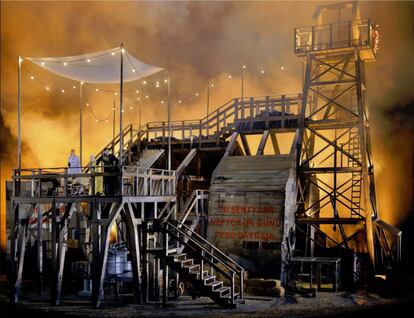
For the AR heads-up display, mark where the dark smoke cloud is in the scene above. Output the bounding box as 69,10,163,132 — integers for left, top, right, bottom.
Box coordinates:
0,1,413,228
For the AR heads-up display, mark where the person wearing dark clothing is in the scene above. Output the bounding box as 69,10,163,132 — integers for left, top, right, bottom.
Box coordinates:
97,148,120,195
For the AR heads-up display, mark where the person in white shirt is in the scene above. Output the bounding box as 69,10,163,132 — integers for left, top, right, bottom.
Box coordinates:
68,149,81,174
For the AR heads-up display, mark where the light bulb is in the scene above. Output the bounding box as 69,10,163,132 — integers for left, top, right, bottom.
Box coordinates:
87,59,91,63
210,83,214,87
114,92,118,95
164,79,168,83
46,86,50,90
280,66,285,70
105,119,109,123
121,110,124,113
63,62,68,66
86,103,90,106
178,100,182,103
111,52,115,56
195,93,199,96
143,80,147,85
145,95,149,99
130,106,133,110
132,68,136,73
136,97,140,101
95,119,98,122
30,76,34,80
61,89,65,93
242,65,247,69
73,85,76,89
121,48,125,53
136,90,139,94
161,100,164,104
95,88,99,92
81,81,84,85
228,75,232,79
112,107,115,111
260,70,265,74
41,62,45,66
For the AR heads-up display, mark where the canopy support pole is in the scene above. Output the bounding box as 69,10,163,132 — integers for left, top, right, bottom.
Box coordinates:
17,56,22,171
119,45,124,165
206,81,210,137
167,72,171,171
79,82,83,167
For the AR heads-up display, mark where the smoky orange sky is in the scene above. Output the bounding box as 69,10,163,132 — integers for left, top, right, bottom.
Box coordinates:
1,1,413,250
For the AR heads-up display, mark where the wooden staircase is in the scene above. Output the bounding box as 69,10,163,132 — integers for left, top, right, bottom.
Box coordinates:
144,213,245,308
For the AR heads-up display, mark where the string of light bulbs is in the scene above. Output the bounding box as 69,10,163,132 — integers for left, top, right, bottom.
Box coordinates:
22,57,289,123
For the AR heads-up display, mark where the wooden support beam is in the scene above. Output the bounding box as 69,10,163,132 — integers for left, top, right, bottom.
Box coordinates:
256,130,269,156
36,203,43,296
51,200,58,305
223,132,238,157
123,203,143,304
176,149,197,178
240,134,251,156
92,201,123,308
270,132,281,155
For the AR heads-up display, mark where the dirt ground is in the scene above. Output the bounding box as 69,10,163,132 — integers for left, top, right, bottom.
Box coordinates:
1,282,413,318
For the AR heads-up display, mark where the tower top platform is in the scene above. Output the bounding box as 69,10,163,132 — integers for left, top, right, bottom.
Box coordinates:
294,19,378,62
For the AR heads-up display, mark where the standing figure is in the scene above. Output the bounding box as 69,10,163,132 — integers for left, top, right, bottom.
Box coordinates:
97,148,119,196
68,149,81,175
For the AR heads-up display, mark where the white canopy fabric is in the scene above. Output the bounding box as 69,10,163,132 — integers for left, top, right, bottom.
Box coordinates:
26,47,163,84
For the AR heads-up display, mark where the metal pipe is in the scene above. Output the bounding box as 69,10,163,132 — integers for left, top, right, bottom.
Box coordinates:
79,82,83,167
167,72,171,170
206,82,210,136
119,44,124,165
17,56,22,170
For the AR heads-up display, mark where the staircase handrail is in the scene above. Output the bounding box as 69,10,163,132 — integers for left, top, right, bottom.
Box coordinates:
178,189,209,225
172,221,244,273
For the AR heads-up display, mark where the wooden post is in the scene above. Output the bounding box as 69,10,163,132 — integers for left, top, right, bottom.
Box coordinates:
36,203,43,296
51,200,58,305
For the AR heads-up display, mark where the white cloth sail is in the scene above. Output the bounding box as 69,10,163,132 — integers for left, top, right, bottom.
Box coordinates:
26,47,163,83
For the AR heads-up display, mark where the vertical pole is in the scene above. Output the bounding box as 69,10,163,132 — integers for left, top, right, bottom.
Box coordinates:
119,44,124,165
113,100,116,141
36,204,43,296
241,67,245,102
139,102,142,129
355,56,375,267
167,72,171,170
51,200,57,305
206,82,210,137
79,82,83,167
17,56,22,170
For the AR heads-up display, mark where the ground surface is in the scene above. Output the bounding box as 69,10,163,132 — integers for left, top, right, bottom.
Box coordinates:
1,282,413,318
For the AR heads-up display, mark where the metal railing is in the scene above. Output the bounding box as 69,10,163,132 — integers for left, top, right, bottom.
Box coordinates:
162,220,244,304
177,189,208,225
91,94,301,166
294,19,375,54
12,165,176,198
121,166,176,196
139,94,301,144
374,219,402,272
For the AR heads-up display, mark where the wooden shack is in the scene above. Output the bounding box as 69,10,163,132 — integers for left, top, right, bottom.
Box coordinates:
207,154,297,278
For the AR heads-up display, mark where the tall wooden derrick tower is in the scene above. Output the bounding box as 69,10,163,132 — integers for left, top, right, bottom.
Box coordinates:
292,1,401,282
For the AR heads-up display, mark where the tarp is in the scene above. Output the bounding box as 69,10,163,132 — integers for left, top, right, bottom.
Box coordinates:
26,47,163,84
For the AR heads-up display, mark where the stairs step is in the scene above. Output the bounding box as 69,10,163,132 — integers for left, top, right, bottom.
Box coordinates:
170,253,186,261
185,264,200,273
216,286,231,296
180,259,194,267
203,275,216,284
206,280,223,290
